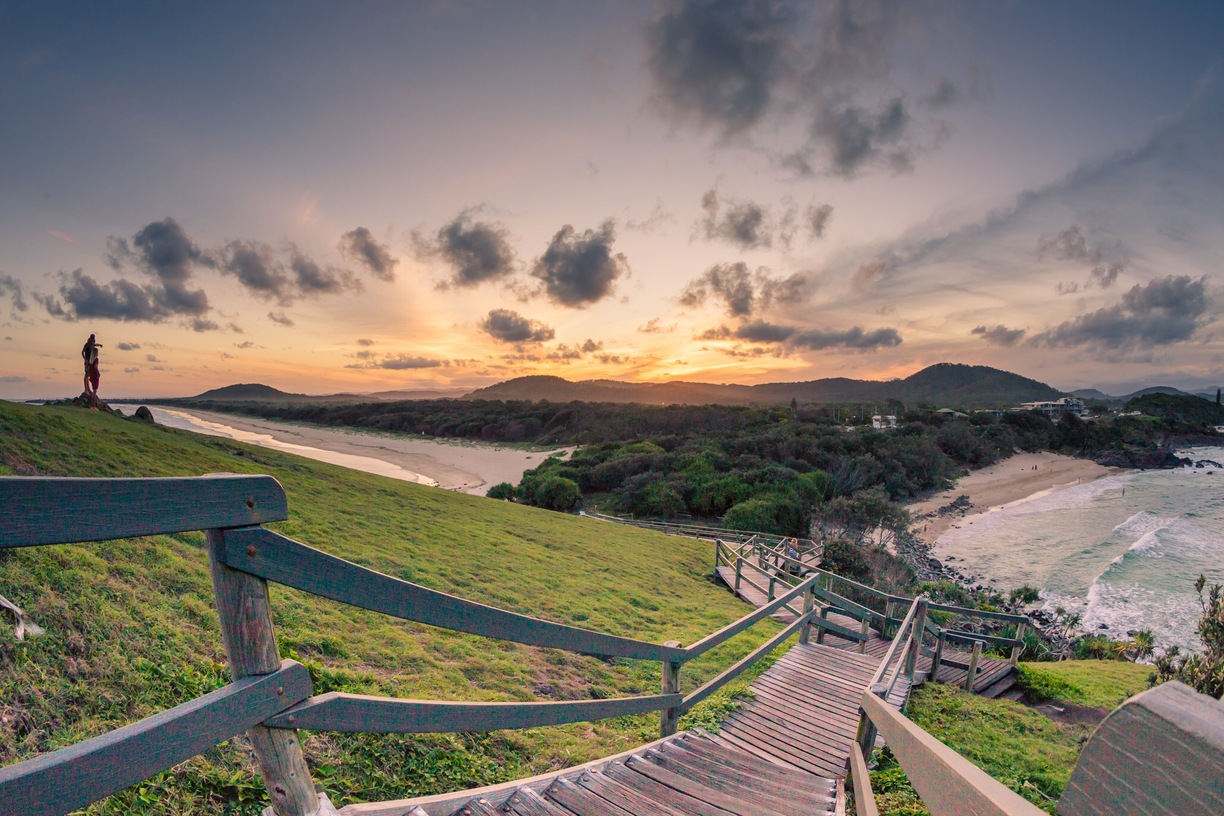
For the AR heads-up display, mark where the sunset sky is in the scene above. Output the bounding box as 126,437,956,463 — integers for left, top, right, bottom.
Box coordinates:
3,1,1223,399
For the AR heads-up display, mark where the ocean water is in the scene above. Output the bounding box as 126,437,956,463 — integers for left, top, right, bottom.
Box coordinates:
932,447,1224,652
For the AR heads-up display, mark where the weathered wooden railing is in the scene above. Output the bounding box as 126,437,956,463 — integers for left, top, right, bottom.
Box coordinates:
724,536,1028,672
585,509,824,562
0,475,819,816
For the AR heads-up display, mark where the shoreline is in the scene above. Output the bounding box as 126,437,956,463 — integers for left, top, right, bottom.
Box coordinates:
907,452,1128,551
122,405,569,495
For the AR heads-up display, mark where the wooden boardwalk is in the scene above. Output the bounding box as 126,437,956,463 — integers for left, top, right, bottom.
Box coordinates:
348,731,840,815
715,563,1017,696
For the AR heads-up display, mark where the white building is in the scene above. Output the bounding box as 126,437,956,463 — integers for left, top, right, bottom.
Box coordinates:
872,415,898,430
1017,397,1086,419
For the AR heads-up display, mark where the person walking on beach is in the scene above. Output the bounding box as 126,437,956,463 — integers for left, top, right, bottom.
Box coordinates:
81,333,101,409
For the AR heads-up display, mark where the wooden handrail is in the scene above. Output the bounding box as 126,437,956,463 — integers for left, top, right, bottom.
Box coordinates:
860,691,1046,816
218,527,680,662
0,660,310,816
848,741,879,816
266,692,682,733
0,474,288,548
925,601,1028,625
682,575,818,660
679,610,813,711
941,630,1022,649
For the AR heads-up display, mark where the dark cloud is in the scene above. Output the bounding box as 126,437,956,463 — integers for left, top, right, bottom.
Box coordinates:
235,341,255,349
116,342,139,350
268,311,294,327
1033,275,1209,350
145,354,160,362
646,0,794,137
375,355,444,370
646,0,947,177
699,189,773,248
680,262,809,317
220,241,291,302
790,325,902,350
356,338,375,346
291,250,359,295
339,227,398,282
547,339,604,361
531,221,627,307
39,269,164,322
106,217,213,316
422,212,517,288
699,320,902,351
122,367,139,374
191,318,220,332
480,309,556,344
806,204,834,239
0,274,28,312
971,324,1026,346
1038,224,1125,288
1,375,29,383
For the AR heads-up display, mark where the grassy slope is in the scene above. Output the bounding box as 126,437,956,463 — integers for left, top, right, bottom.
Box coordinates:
873,660,1152,815
0,402,781,814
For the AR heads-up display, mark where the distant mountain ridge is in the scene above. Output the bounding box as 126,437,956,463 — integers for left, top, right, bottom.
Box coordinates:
462,363,1065,408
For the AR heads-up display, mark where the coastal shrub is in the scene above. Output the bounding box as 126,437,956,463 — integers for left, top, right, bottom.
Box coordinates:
1151,575,1224,698
631,480,685,518
533,475,581,512
486,482,515,500
721,497,805,537
1009,585,1041,605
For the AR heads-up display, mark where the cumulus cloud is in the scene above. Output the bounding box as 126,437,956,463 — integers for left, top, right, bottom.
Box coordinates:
1033,275,1209,351
697,190,831,249
374,355,444,370
290,249,359,295
220,241,291,302
339,227,398,282
679,262,809,316
268,311,294,327
971,324,1026,346
806,204,834,239
546,339,603,361
480,309,556,344
1038,224,1125,289
106,217,212,315
646,0,954,177
418,212,517,288
699,319,902,352
0,274,28,313
356,338,375,346
531,221,627,307
192,318,220,332
37,269,179,322
116,342,140,350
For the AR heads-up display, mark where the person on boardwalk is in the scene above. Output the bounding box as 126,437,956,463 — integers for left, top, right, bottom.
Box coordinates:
81,333,102,409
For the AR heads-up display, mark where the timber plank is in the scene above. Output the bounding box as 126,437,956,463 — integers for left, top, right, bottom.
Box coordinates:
502,786,577,816
600,761,739,816
663,741,835,800
723,707,853,766
623,755,785,816
676,733,808,776
1,474,288,548
453,800,500,816
574,767,693,816
641,748,832,814
718,720,841,777
702,729,807,772
545,776,636,816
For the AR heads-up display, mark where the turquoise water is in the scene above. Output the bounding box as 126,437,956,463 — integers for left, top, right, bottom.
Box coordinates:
933,447,1224,652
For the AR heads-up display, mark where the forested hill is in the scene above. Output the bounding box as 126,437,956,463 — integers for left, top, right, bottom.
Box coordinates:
462,363,1064,408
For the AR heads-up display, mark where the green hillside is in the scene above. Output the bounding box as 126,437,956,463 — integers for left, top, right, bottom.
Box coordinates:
0,401,780,814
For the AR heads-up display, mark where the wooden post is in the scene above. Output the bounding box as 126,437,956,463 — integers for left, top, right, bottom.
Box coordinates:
855,683,886,761
882,599,894,639
931,631,945,680
798,585,816,645
734,557,743,593
964,640,983,692
713,540,721,575
207,529,333,816
767,574,776,602
816,606,829,645
858,617,870,654
904,598,928,681
660,641,683,737
1010,621,1027,666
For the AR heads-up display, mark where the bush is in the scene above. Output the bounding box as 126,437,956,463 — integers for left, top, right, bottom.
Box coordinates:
722,497,806,537
1151,575,1224,697
632,480,685,518
533,476,581,512
485,482,515,500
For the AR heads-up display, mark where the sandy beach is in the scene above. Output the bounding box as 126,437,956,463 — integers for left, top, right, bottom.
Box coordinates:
139,407,569,495
908,452,1127,548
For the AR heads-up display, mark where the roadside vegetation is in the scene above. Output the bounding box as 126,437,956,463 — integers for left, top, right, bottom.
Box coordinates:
0,401,783,814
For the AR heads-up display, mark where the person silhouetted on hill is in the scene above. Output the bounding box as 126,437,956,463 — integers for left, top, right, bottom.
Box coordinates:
81,334,101,410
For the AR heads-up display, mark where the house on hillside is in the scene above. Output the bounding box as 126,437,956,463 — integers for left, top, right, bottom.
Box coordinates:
872,414,898,430
1016,397,1086,419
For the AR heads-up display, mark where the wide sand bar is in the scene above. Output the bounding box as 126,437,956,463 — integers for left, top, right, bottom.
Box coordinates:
908,452,1126,548
150,407,567,494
